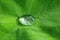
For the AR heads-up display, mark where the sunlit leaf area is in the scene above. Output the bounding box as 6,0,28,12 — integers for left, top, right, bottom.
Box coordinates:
0,0,60,40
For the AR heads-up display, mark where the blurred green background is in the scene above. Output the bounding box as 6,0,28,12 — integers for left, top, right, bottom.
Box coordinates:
0,0,60,40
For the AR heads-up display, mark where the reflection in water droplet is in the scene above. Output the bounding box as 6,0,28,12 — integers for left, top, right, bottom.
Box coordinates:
18,15,35,25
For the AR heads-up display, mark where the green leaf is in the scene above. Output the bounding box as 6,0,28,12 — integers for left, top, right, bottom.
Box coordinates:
0,0,60,40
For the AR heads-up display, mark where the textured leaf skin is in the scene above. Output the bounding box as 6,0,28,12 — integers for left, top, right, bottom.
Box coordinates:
0,0,60,40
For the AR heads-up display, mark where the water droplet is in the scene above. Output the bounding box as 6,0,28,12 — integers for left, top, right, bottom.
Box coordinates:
18,15,35,25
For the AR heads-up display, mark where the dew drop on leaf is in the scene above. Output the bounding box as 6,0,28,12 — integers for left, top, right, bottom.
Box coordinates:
18,15,35,25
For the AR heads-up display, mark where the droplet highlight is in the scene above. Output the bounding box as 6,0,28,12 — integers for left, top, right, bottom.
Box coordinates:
18,15,35,25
